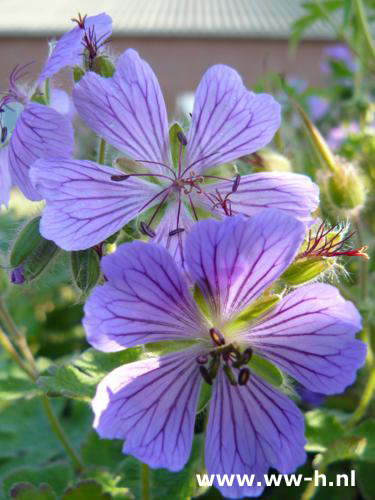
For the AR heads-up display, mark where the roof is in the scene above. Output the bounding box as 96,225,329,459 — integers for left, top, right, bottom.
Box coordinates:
0,0,335,39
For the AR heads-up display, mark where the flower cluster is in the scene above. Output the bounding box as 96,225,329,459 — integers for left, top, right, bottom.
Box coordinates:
1,12,367,499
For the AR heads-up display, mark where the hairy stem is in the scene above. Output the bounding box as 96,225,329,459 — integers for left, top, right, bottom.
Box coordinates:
347,364,375,428
0,328,37,380
301,466,326,500
354,0,375,66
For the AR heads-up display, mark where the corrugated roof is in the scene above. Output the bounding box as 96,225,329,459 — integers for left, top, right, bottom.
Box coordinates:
0,0,335,39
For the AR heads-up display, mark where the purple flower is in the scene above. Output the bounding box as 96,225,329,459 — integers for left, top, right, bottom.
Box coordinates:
306,95,329,121
84,209,366,498
321,44,356,74
0,64,74,202
38,13,112,83
31,49,319,262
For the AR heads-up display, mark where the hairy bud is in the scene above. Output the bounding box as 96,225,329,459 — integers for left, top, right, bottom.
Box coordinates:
71,249,101,295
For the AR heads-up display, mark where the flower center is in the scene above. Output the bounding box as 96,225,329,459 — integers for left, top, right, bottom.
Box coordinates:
196,327,252,387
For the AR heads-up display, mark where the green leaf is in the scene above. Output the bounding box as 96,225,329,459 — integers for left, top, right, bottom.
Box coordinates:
355,461,375,500
81,432,124,469
62,480,111,499
314,435,368,467
346,419,375,462
37,348,142,401
248,354,283,387
3,463,73,498
305,409,345,452
9,482,57,500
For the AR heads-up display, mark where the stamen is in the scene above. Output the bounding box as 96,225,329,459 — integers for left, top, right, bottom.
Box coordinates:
209,327,225,346
241,347,253,364
140,222,156,238
196,355,208,365
199,366,213,385
177,131,188,146
168,228,185,236
232,174,241,193
72,13,87,28
223,364,237,386
133,158,177,178
238,367,250,386
208,356,220,379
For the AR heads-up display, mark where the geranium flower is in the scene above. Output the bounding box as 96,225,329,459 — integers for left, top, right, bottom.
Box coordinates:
84,209,366,498
0,63,74,203
30,49,319,263
38,12,112,82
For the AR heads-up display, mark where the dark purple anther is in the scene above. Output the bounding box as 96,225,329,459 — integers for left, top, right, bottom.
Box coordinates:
232,174,241,193
111,174,130,181
140,222,156,238
10,266,25,285
199,366,213,385
209,327,225,346
196,354,208,365
1,126,7,143
238,367,250,386
177,130,188,146
241,347,253,364
168,228,185,236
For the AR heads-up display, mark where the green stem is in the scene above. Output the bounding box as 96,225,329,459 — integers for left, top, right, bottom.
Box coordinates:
354,0,375,65
0,297,36,368
347,365,375,428
42,395,85,472
141,462,151,500
0,299,85,472
0,328,37,380
45,78,50,104
98,138,106,165
301,466,326,500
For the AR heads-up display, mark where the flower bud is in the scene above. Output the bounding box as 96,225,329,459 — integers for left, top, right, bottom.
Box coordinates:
70,249,101,295
10,217,44,268
325,161,366,213
22,239,59,281
10,266,25,285
249,150,292,173
281,257,333,286
92,56,115,78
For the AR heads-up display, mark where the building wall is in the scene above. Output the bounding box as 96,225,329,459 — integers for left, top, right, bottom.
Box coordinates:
0,35,329,113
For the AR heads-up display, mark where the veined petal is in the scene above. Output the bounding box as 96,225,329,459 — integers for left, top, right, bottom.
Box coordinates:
153,200,194,270
186,65,281,173
8,103,74,201
73,49,170,174
0,146,11,207
185,210,305,320
205,371,306,499
30,158,161,250
199,172,319,223
93,350,202,470
39,13,112,82
83,241,207,351
245,283,367,394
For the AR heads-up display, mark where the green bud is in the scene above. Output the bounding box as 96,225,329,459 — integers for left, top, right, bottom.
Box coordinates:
93,55,116,78
253,150,292,172
326,162,366,212
10,217,43,267
281,257,333,286
73,66,85,83
22,239,59,281
249,353,283,387
71,249,101,294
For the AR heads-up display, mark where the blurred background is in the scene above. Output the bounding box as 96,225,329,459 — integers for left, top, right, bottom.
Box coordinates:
0,0,335,112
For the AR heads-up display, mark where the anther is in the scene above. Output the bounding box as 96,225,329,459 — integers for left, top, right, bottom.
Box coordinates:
168,228,185,236
223,364,237,386
140,222,156,238
209,327,225,346
111,174,130,181
199,366,213,385
238,367,250,386
1,126,7,143
241,347,253,364
196,355,208,365
177,131,188,146
232,174,241,193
